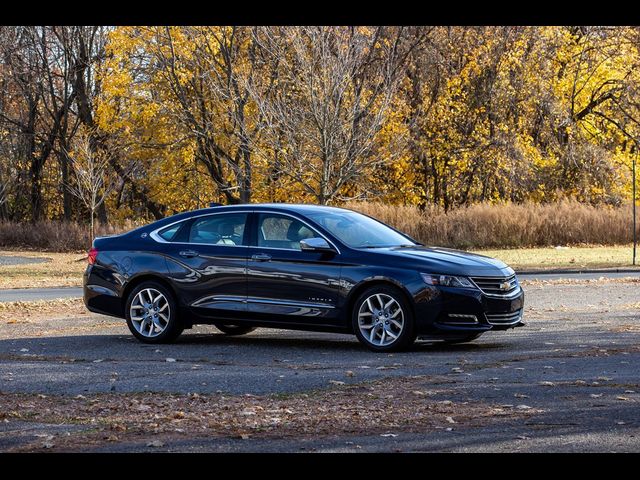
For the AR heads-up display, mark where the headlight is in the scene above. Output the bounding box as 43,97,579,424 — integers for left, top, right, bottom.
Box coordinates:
420,273,476,289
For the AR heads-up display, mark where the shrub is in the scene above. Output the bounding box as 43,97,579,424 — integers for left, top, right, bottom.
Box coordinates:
345,200,640,249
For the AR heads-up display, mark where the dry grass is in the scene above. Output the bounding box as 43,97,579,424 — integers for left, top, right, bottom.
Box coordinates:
347,200,639,249
0,250,86,289
0,220,134,252
473,245,639,271
0,298,86,322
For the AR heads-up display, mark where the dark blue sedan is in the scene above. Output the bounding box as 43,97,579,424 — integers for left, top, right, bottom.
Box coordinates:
83,204,524,351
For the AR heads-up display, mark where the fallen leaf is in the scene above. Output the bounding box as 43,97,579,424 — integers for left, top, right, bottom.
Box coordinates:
146,440,164,447
445,416,456,424
590,394,603,398
165,358,176,363
514,393,529,399
329,380,345,386
538,381,555,387
43,442,55,449
380,433,397,438
516,405,532,410
345,371,355,377
616,396,631,401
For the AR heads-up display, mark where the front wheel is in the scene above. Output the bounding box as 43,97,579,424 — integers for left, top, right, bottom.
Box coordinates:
215,324,257,336
352,285,416,352
125,281,183,344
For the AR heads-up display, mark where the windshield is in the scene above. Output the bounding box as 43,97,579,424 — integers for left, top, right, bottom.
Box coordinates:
305,210,416,249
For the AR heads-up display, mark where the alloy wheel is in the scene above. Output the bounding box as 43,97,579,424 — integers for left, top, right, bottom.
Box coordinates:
357,293,404,347
129,288,171,338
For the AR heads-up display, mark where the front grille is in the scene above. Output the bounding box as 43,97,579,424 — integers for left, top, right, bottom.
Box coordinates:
485,309,523,325
470,275,518,296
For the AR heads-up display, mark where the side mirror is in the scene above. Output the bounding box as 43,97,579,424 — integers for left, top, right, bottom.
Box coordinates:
300,237,336,253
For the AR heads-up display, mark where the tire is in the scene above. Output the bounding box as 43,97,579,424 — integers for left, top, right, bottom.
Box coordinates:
352,285,416,352
442,333,483,344
125,281,184,344
215,324,257,336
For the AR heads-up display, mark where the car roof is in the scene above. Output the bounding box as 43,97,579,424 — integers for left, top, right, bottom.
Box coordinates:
195,203,350,214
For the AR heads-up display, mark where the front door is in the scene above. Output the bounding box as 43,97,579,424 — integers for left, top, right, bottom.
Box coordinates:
161,212,250,319
246,212,343,325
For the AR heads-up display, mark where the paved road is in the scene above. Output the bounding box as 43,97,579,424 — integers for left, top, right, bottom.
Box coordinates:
0,287,83,303
1,270,640,303
0,280,639,452
0,255,48,267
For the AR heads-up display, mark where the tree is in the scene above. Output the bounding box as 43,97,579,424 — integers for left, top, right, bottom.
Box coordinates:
250,26,416,204
66,130,117,240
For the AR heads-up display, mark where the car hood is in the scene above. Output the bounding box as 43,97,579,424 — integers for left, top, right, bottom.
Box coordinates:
373,245,514,277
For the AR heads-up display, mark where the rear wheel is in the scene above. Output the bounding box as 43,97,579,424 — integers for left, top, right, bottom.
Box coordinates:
125,281,183,343
215,324,256,336
352,285,416,352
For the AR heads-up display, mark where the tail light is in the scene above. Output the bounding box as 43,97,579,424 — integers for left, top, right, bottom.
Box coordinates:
88,247,98,265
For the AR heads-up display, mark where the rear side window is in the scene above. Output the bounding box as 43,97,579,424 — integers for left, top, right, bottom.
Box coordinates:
188,213,248,246
158,223,182,241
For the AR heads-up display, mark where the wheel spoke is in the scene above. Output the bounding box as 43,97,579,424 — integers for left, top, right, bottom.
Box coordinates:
384,298,395,310
385,330,398,340
369,326,377,342
360,323,374,330
390,308,401,319
390,319,402,329
379,330,386,345
375,294,384,310
366,298,375,313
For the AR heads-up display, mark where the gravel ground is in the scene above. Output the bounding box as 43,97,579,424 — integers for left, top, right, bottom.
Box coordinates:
0,281,639,452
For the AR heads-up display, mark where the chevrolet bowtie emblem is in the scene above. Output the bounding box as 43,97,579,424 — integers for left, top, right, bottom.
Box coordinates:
500,281,511,290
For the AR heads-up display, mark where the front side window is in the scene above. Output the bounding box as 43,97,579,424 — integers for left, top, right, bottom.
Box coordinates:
257,214,318,251
188,213,248,246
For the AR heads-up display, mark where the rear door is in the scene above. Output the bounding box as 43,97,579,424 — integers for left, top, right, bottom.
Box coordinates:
246,212,343,325
159,212,250,319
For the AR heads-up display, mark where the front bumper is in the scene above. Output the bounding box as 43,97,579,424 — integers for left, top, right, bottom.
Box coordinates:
413,284,525,335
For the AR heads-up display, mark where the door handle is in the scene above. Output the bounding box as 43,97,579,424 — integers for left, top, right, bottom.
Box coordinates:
179,249,199,258
251,253,272,262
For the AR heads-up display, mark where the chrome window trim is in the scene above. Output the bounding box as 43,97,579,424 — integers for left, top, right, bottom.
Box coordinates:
149,210,252,247
148,209,341,254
